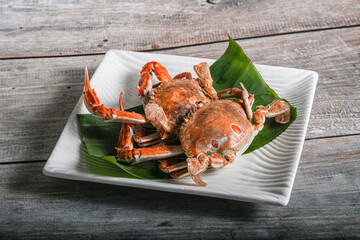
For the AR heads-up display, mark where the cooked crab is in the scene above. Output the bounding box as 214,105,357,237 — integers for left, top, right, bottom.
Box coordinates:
158,80,291,186
83,62,218,163
84,62,291,186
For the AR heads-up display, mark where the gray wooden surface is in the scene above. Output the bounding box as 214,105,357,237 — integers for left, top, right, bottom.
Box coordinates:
0,0,359,239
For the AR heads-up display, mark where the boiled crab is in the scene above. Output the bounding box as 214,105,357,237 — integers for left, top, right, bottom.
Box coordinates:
83,61,291,186
83,61,218,163
168,85,291,186
155,66,291,186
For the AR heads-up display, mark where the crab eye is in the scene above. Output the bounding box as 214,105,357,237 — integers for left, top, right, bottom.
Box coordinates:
210,139,220,151
231,124,242,136
194,100,204,107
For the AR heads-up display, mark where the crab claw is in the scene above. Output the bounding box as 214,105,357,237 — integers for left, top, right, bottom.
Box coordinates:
138,61,172,96
83,67,112,118
266,99,291,124
194,62,218,100
187,157,209,187
253,99,291,132
138,72,152,96
144,103,176,139
140,61,172,83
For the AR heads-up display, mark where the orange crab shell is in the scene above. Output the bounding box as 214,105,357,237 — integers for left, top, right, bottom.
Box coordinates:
148,78,211,129
180,100,254,158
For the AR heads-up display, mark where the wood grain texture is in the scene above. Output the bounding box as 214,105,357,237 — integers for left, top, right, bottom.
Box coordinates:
0,0,359,58
1,27,359,163
1,0,359,239
0,58,102,163
0,135,359,239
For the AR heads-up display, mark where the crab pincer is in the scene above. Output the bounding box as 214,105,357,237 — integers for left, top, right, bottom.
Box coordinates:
138,61,172,96
83,67,149,124
193,62,218,100
83,66,112,118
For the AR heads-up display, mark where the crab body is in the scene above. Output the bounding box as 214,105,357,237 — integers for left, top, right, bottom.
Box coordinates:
161,85,291,186
145,77,211,135
181,100,254,159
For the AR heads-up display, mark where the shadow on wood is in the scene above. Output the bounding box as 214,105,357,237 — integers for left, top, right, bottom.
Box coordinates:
4,161,258,221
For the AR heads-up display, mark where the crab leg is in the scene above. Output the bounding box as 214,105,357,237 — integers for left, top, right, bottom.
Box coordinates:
217,86,255,111
159,160,187,173
134,130,179,147
217,84,256,123
138,61,172,96
83,67,149,124
117,137,183,163
115,92,136,159
137,138,162,147
215,82,254,120
116,145,184,164
239,83,253,121
117,94,159,149
116,95,158,152
159,150,234,186
187,153,230,187
170,169,190,178
131,124,147,139
217,87,243,98
133,132,161,144
158,159,190,178
253,99,291,132
116,123,135,159
217,87,254,103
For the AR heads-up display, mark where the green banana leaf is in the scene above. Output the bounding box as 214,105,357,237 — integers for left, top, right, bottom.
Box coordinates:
77,114,124,157
77,113,170,179
77,36,297,179
210,37,297,153
79,142,138,179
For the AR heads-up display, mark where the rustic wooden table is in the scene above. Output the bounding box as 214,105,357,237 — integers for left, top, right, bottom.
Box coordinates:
1,1,359,239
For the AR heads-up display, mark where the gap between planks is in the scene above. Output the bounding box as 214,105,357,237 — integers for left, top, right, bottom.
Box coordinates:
0,24,359,61
1,0,360,59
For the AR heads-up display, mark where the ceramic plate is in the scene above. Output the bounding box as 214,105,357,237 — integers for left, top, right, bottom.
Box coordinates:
43,50,318,206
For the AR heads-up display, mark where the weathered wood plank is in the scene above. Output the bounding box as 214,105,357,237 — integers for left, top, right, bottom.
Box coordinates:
0,27,359,163
0,135,359,239
0,0,359,58
0,59,100,163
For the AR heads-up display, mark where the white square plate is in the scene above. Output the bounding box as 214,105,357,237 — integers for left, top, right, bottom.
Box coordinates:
43,50,318,206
